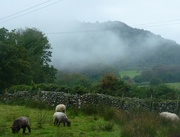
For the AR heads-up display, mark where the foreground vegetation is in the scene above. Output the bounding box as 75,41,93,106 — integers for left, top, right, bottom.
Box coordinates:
0,104,121,137
1,103,180,137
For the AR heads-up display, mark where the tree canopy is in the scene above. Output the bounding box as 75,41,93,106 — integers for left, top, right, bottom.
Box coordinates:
0,27,57,91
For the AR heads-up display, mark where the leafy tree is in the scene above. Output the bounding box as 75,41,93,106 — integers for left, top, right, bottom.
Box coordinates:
56,71,92,88
133,65,180,83
149,77,162,86
97,73,130,96
0,27,57,92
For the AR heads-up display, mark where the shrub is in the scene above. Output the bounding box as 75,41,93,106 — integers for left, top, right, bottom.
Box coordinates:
72,85,89,94
7,85,32,93
36,83,60,91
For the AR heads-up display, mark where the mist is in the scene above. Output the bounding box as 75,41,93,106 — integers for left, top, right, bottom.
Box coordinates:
48,21,170,71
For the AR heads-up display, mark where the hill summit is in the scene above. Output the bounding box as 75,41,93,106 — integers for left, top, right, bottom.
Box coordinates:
52,21,180,71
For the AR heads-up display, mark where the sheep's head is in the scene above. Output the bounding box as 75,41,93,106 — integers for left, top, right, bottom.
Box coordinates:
11,126,20,133
66,120,71,127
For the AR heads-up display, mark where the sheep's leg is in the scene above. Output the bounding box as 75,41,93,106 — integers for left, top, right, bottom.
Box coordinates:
22,127,26,133
54,119,58,126
27,125,31,133
63,122,66,127
54,121,57,126
58,122,60,127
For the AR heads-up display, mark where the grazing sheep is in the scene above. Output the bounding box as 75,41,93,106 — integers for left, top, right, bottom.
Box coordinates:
160,112,180,122
53,112,71,127
55,104,66,113
11,116,31,134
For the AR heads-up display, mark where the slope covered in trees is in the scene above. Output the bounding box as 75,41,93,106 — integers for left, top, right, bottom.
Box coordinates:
51,21,180,83
52,21,180,72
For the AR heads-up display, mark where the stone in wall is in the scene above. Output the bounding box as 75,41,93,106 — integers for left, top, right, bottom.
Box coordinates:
1,91,180,113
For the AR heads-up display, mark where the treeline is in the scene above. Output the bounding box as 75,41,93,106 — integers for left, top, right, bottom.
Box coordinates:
6,72,179,100
133,65,180,84
55,72,180,99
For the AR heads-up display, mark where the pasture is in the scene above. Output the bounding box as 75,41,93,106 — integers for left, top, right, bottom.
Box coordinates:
119,70,140,79
0,104,121,137
1,103,180,137
166,82,180,90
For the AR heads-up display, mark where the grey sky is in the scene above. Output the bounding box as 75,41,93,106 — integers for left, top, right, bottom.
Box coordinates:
1,0,180,42
1,0,180,68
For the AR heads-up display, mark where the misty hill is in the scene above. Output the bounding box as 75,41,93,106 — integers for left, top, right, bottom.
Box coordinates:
52,21,180,73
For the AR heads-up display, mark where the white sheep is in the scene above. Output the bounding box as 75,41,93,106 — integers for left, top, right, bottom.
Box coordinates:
53,112,71,127
55,104,66,113
159,112,180,122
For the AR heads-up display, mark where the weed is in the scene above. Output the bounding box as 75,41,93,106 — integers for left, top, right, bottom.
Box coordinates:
101,122,114,131
36,111,47,128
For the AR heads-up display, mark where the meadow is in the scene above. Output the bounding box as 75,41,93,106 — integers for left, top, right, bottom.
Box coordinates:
119,70,180,90
166,82,180,90
119,70,140,79
1,103,180,137
0,104,121,137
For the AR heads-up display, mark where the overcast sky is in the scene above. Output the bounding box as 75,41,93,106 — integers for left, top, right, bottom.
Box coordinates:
1,0,180,68
1,0,180,43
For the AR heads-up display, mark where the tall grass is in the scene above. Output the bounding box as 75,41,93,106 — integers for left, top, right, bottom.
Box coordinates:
120,109,160,137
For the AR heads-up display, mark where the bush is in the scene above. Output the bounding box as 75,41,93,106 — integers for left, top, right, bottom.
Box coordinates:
7,85,33,93
71,85,90,94
36,83,60,91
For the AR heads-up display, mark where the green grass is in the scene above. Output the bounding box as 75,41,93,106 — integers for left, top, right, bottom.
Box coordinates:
0,104,121,137
119,70,141,79
2,103,180,137
166,82,180,90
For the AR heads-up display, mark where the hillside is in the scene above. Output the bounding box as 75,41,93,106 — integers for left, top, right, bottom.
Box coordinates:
52,21,180,71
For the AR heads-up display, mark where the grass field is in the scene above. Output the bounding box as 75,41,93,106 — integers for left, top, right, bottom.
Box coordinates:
119,70,141,79
1,103,180,137
0,104,121,137
166,82,180,90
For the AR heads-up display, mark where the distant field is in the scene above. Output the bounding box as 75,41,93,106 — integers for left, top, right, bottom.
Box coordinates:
166,82,180,90
119,70,141,78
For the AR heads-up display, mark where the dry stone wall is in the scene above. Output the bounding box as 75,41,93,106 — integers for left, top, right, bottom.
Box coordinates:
1,91,180,113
